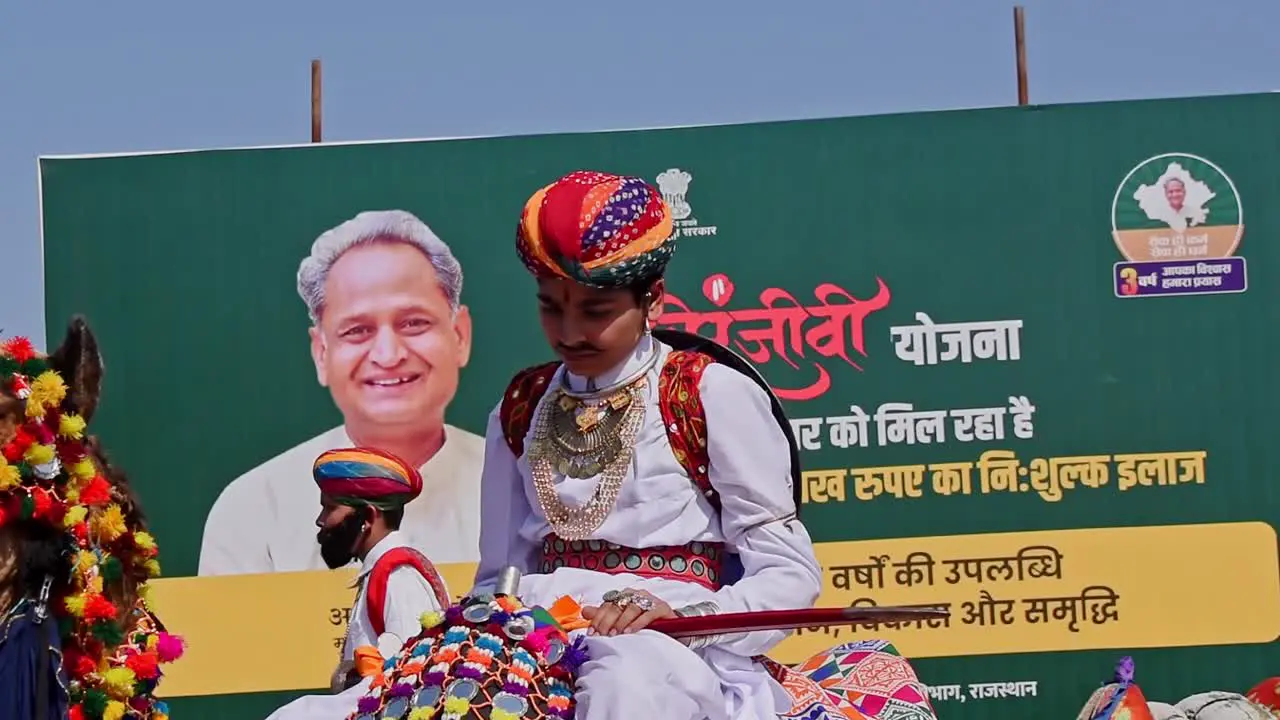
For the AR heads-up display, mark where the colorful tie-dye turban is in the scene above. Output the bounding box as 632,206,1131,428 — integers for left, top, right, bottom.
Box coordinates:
516,170,676,288
312,447,422,511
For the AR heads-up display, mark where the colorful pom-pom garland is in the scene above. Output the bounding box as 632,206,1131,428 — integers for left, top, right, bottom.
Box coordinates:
1,335,184,719
349,593,589,720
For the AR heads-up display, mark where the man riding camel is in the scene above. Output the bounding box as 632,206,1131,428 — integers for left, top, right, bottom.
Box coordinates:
267,171,937,720
268,447,451,720
470,169,937,720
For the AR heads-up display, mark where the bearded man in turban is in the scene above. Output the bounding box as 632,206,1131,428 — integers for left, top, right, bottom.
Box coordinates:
469,170,837,720
267,447,452,720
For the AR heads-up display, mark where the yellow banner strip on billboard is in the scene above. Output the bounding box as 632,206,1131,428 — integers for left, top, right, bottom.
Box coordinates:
150,522,1279,698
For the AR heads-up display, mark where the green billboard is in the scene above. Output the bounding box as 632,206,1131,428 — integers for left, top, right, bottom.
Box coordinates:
39,91,1280,719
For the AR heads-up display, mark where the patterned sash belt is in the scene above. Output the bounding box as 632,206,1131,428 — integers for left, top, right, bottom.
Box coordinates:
538,533,726,591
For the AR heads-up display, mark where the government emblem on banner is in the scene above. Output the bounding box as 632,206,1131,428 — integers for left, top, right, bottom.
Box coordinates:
1111,152,1248,298
656,168,718,239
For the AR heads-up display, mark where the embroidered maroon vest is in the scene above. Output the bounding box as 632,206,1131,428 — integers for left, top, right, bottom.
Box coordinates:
497,350,724,590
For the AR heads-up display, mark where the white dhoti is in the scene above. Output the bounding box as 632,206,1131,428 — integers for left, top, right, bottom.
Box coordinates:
576,632,792,720
263,677,369,720
521,569,793,720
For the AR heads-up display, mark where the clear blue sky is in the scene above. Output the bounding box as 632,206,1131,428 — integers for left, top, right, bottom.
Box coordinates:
2,0,1276,347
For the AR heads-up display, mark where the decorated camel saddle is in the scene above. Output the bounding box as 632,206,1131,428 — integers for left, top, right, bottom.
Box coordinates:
0,317,184,719
343,329,945,720
345,567,944,720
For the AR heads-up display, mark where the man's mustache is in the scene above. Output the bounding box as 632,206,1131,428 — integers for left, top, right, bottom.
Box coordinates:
557,343,600,353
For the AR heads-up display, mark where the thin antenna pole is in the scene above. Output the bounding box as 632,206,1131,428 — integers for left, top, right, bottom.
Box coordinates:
1013,7,1029,105
311,59,323,143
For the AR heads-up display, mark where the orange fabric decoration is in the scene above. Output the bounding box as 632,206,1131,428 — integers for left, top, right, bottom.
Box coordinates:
353,646,384,678
547,595,592,632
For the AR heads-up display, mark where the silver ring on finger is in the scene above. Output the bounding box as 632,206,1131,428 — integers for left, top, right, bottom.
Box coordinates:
631,595,655,612
603,590,633,608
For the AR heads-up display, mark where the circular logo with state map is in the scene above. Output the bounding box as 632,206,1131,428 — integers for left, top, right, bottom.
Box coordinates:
1111,153,1243,263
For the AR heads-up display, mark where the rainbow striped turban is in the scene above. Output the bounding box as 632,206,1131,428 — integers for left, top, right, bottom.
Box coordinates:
516,170,676,288
312,447,422,511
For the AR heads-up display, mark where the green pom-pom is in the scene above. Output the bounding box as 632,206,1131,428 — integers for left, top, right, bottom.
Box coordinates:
100,555,123,582
19,493,34,519
91,619,124,647
21,357,48,376
0,356,19,377
83,688,108,718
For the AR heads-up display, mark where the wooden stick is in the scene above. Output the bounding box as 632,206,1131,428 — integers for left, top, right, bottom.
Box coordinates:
649,605,951,639
311,59,323,143
1013,6,1029,105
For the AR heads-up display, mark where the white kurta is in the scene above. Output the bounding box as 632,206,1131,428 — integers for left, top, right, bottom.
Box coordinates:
473,334,823,720
266,531,445,720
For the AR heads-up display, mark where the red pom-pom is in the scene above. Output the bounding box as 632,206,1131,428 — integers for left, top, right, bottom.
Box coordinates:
56,437,86,459
2,337,37,362
71,522,89,544
83,594,118,621
13,426,35,447
1,426,33,462
31,421,55,445
64,647,97,678
68,704,85,720
44,496,67,526
79,476,112,506
30,487,53,519
126,650,161,680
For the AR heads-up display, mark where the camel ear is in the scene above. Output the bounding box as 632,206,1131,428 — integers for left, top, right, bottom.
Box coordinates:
46,315,104,424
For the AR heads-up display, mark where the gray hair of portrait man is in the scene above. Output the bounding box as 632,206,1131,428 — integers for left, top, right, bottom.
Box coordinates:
296,209,465,324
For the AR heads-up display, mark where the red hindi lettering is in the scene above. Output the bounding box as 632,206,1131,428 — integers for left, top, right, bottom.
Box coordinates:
658,276,892,402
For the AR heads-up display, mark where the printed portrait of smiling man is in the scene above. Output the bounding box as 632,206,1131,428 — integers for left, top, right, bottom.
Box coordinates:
198,210,485,576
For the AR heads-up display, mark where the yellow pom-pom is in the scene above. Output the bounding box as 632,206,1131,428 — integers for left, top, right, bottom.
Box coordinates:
139,582,154,604
25,371,67,418
91,504,127,543
102,700,127,720
0,464,19,491
407,708,436,720
23,443,55,466
146,632,159,651
144,558,162,578
133,531,156,552
63,505,88,529
74,549,96,574
155,714,169,720
101,666,137,698
64,595,86,617
491,709,518,720
443,697,470,715
88,574,104,595
58,412,86,439
419,610,444,630
71,458,96,479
